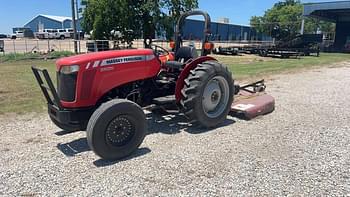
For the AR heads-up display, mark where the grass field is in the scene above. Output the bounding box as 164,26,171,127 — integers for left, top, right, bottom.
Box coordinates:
0,53,349,114
0,59,57,114
215,53,350,79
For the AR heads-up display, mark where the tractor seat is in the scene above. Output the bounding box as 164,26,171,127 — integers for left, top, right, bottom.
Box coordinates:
165,46,198,70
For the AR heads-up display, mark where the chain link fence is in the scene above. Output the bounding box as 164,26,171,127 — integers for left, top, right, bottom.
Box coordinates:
0,38,277,54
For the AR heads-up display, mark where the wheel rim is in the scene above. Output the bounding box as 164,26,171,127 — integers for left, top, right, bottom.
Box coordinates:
202,76,230,118
106,116,135,147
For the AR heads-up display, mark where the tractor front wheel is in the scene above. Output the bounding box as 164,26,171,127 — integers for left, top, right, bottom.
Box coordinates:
180,61,234,128
87,99,147,161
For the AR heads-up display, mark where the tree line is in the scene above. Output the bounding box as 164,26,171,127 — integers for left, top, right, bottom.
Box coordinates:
250,0,335,41
81,0,335,47
81,0,198,48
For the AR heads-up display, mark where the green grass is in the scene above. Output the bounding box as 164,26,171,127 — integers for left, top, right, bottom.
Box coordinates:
216,53,350,79
0,60,57,114
0,53,42,62
0,53,349,114
0,51,75,63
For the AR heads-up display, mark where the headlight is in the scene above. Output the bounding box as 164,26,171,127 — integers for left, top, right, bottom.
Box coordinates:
60,65,80,74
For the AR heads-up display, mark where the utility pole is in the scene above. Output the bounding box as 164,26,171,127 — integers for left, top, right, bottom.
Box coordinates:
300,17,305,35
300,8,305,35
71,0,78,53
75,0,81,53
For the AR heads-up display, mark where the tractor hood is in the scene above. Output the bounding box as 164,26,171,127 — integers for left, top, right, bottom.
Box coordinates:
56,49,155,69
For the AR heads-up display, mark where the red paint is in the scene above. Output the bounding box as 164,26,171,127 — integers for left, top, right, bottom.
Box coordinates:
80,69,97,100
175,56,216,102
55,48,211,108
158,52,175,65
57,49,162,108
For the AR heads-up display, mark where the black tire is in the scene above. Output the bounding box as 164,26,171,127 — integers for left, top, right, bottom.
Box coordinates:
87,99,146,161
50,116,81,132
60,35,65,40
180,61,234,128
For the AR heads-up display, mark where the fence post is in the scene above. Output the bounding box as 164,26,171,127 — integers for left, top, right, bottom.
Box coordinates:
25,39,28,53
78,40,81,53
13,40,16,54
47,39,50,53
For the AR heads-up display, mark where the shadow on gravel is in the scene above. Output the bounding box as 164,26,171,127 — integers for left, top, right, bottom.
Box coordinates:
56,137,151,166
55,130,75,136
93,147,151,167
147,110,235,135
57,138,90,157
55,109,234,164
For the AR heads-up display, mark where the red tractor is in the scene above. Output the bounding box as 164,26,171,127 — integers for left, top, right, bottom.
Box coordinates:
32,11,235,160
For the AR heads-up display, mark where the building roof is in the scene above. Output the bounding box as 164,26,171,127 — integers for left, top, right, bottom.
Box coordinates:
24,14,72,26
39,14,72,22
303,1,350,22
39,14,72,23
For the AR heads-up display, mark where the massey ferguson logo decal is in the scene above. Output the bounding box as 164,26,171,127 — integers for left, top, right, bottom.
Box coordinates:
102,56,143,66
85,55,155,69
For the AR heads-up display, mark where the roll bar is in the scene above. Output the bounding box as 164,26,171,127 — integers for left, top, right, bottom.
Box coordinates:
175,10,212,56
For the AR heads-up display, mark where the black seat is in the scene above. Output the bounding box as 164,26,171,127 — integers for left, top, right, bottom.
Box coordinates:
175,46,198,62
165,46,198,70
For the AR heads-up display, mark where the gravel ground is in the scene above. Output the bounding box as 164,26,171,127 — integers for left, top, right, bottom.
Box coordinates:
1,62,350,196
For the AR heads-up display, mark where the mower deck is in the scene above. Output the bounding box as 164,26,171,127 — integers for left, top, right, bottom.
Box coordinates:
231,80,275,120
151,80,275,120
231,91,275,120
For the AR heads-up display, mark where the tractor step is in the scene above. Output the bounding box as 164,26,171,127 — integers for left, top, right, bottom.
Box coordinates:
152,95,176,105
156,79,173,85
151,95,178,115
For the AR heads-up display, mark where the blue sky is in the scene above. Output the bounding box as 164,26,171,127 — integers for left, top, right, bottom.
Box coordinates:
0,0,339,34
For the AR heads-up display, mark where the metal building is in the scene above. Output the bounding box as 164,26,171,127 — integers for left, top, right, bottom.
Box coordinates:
22,14,82,33
304,1,350,52
182,19,270,41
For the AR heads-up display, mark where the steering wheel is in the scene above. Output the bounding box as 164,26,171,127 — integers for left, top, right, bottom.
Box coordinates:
150,44,170,57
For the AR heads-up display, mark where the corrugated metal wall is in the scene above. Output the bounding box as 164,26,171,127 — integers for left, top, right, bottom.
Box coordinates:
182,19,268,41
334,22,350,50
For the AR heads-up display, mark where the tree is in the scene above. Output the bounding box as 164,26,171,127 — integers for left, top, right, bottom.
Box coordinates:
81,0,138,47
134,0,198,47
250,0,335,41
163,0,199,40
81,0,198,48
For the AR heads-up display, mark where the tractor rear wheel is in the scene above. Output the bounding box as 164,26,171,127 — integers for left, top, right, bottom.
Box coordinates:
180,61,234,128
87,99,147,161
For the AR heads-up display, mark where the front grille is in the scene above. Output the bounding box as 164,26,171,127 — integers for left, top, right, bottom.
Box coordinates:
57,72,77,102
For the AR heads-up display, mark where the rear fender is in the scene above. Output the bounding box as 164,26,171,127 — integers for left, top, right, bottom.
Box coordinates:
175,56,216,102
